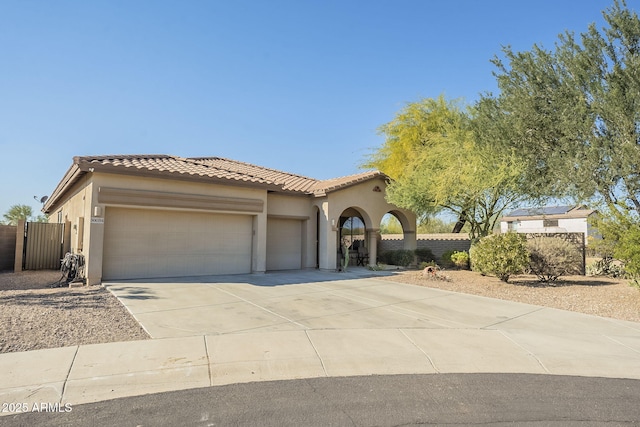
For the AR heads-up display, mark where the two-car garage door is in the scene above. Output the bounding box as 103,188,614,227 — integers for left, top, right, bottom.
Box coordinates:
102,207,253,280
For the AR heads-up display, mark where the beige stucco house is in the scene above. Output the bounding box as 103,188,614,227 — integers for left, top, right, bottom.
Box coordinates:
43,155,416,285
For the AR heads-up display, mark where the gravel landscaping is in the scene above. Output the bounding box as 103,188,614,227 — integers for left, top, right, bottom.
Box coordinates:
0,270,149,354
385,269,640,323
1,267,638,355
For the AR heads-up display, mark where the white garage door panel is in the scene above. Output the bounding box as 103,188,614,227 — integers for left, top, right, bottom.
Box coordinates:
266,218,302,270
103,208,252,280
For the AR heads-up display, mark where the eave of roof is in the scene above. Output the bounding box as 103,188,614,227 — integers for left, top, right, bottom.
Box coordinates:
44,154,387,213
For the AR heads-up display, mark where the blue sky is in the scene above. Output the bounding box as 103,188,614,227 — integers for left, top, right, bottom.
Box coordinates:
0,0,631,217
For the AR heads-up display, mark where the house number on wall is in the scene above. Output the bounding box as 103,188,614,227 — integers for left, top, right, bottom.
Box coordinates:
91,217,104,224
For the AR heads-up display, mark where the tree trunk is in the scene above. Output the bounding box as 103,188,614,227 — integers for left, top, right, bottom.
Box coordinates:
452,212,466,233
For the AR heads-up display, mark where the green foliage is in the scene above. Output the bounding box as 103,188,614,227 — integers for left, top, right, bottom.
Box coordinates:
586,257,626,278
470,233,529,282
450,251,470,269
615,222,640,285
416,217,472,233
2,204,34,225
378,250,414,267
440,249,456,266
379,214,403,234
480,0,640,219
590,210,640,287
419,260,437,270
527,237,583,283
414,248,436,264
364,95,528,240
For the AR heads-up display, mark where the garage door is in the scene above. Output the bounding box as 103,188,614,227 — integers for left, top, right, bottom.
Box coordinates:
266,218,302,270
103,207,253,280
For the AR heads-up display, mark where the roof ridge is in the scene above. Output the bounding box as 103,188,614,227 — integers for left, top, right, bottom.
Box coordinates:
189,156,319,182
319,169,381,182
76,154,175,162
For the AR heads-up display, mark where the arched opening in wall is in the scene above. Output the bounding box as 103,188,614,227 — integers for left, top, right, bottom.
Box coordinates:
378,211,410,266
379,212,405,257
337,208,368,270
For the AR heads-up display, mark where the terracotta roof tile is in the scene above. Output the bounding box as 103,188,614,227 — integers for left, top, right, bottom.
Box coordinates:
310,170,385,195
189,157,320,192
47,155,385,210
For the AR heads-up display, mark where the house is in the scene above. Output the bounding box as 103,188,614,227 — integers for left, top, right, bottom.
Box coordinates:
43,155,416,285
499,205,596,243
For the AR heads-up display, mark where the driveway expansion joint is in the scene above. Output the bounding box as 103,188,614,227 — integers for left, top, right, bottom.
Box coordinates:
60,345,79,404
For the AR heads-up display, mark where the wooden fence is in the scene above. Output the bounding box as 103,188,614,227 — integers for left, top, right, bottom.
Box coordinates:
0,225,17,272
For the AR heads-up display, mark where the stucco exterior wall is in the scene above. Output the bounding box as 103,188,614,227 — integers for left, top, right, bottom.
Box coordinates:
48,169,417,282
318,178,416,270
54,172,270,284
266,193,316,269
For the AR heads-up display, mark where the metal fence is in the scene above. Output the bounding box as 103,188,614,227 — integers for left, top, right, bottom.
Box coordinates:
23,222,65,270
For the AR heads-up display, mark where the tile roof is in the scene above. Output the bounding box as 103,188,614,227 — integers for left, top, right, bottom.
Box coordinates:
189,157,319,192
44,154,386,212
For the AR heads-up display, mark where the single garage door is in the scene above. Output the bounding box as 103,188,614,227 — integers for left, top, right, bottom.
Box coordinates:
266,218,302,270
103,207,253,280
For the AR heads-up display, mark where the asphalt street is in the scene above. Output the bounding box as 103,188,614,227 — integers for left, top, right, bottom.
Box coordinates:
5,373,640,426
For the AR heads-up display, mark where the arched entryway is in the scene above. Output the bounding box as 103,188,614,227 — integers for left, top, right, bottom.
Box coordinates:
336,207,372,270
377,210,416,265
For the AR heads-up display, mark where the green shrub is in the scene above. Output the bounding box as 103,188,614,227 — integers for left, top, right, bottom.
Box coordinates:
377,251,392,265
379,249,414,267
589,211,640,290
419,260,437,270
440,249,456,267
414,248,436,263
470,233,529,282
450,251,470,269
527,237,582,283
615,224,640,288
393,249,415,267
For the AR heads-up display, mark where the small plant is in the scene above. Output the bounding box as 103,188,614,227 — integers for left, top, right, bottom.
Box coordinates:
527,237,582,283
419,260,437,270
470,233,529,282
378,249,414,267
440,249,456,267
450,251,470,269
421,264,451,281
414,248,436,264
368,263,386,271
586,257,626,278
393,249,415,267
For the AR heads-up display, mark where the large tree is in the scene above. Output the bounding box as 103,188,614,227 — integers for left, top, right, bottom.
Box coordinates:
480,0,640,219
364,96,527,240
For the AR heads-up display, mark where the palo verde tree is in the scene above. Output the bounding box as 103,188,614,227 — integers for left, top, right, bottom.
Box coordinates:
480,0,640,220
364,95,528,240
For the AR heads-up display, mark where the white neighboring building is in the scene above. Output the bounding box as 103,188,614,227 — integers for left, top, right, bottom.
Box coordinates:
500,206,597,244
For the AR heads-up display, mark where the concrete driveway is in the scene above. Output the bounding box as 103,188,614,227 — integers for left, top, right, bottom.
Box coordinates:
3,268,640,413
105,268,640,381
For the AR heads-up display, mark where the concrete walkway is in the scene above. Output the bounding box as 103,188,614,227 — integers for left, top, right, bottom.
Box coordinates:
1,269,640,413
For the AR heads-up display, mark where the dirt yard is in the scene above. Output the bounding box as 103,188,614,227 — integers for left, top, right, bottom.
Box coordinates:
1,268,638,355
0,270,149,354
386,269,640,323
